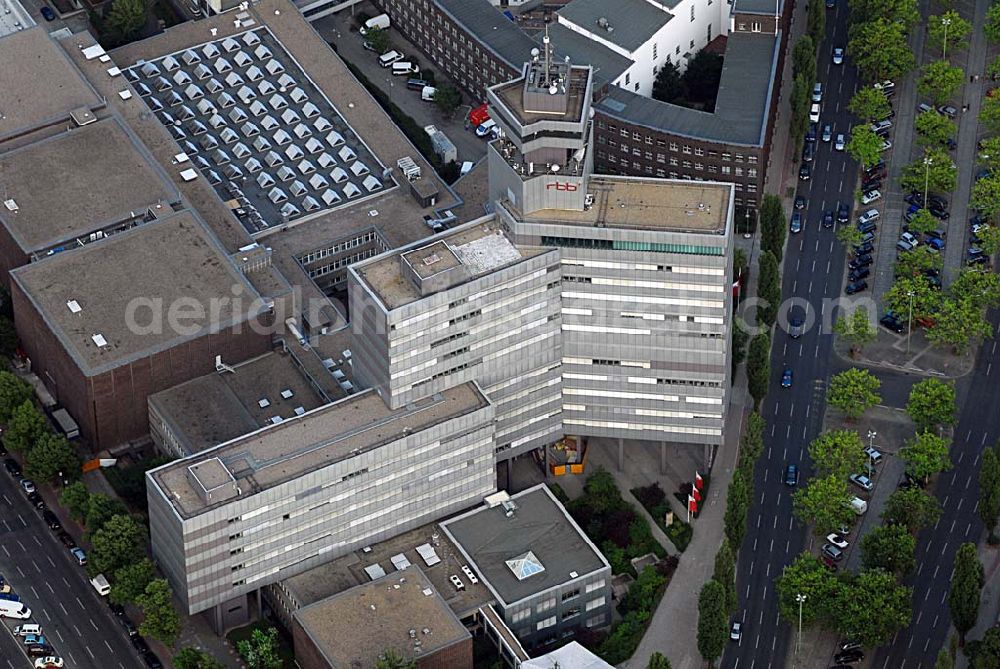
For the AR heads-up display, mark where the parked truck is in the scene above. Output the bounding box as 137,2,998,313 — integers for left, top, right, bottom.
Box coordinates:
0,599,30,619
359,13,390,35
430,129,457,164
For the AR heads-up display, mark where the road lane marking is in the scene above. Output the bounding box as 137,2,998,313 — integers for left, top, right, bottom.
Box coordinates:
86,646,95,659
60,602,68,616
45,582,53,594
30,585,39,599
76,596,85,610
90,618,99,631
42,608,50,622
72,623,81,636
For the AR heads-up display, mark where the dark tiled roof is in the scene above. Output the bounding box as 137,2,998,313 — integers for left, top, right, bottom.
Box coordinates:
595,32,781,146
557,0,672,52
437,0,538,68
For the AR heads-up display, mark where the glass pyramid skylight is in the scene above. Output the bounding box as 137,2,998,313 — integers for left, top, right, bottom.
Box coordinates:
506,551,545,580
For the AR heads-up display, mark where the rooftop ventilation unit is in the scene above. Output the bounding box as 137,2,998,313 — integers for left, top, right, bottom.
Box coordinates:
92,333,108,347
67,300,82,313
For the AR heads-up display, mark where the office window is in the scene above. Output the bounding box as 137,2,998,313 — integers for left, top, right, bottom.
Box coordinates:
625,72,630,85
676,45,680,55
694,147,705,156
669,142,679,152
669,157,678,166
656,138,666,147
633,131,641,141
656,168,666,177
708,165,718,173
597,150,607,159
653,43,658,60
512,609,530,623
682,145,692,154
695,163,704,171
586,596,606,611
735,167,744,176
682,160,692,169
620,128,628,137
690,5,694,20
621,143,629,153
721,152,732,161
752,21,762,32
645,165,653,174
633,161,641,169
537,616,556,630
707,23,712,42
537,597,556,612
608,138,617,147
690,39,695,49
645,135,653,145
644,151,653,160
598,135,606,144
656,153,665,163
633,147,641,156
738,22,746,30
748,168,758,178
721,166,731,175
635,82,640,91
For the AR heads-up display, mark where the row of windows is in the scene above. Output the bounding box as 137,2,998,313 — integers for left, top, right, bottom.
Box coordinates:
595,154,760,191
541,236,724,256
596,124,759,164
306,248,381,280
297,230,381,265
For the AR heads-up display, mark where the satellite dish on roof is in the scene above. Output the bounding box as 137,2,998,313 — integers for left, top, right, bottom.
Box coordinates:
551,164,560,172
530,47,540,57
549,83,558,95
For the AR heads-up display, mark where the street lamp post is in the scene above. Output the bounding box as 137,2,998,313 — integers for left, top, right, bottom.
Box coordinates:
867,430,877,474
795,593,807,657
941,17,952,59
906,290,915,354
923,156,934,209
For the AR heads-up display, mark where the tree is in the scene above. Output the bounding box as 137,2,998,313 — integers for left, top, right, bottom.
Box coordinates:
24,433,80,484
713,538,738,614
895,245,943,278
90,514,146,576
85,493,128,534
793,474,856,536
4,400,48,453
60,481,90,523
987,2,1000,43
107,0,148,38
0,317,16,358
918,60,964,105
809,430,867,480
682,52,724,109
848,19,916,82
775,553,841,626
971,173,1000,218
980,94,1000,135
847,125,883,169
827,368,881,420
882,487,942,533
969,627,1000,669
110,558,156,605
760,194,786,261
237,627,282,669
792,36,817,82
907,208,941,236
928,11,972,55
790,74,812,149
949,542,984,641
973,224,1000,256
926,297,993,354
978,444,1000,543
884,275,942,324
848,87,891,123
646,652,672,669
376,649,416,669
137,578,181,647
935,649,954,669
847,0,919,26
724,467,752,549
906,378,957,432
860,524,916,576
807,0,826,43
746,333,771,409
732,320,749,376
652,60,687,104
0,371,33,424
173,648,224,669
900,432,952,484
836,224,863,248
433,84,461,118
365,27,390,54
697,580,728,666
980,136,1000,173
900,148,957,194
757,251,781,327
834,307,876,354
914,110,957,147
832,569,911,647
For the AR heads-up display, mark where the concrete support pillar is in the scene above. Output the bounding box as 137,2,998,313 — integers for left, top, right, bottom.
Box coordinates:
617,438,625,472
704,443,713,471
660,441,668,475
542,445,549,479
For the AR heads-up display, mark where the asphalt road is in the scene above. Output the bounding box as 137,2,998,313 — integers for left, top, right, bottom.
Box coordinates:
723,2,865,667
0,469,140,669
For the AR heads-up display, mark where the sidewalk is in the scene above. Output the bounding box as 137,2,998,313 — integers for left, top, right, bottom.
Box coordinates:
831,325,977,379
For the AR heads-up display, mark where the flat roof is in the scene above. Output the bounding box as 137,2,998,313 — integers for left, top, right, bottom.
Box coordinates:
546,23,633,86
442,485,608,606
11,210,263,375
356,219,543,310
150,382,489,519
0,27,103,141
0,117,180,253
520,176,730,234
281,522,493,620
734,0,786,15
558,0,672,53
435,0,539,69
493,64,589,126
148,349,341,455
595,32,780,146
294,565,469,668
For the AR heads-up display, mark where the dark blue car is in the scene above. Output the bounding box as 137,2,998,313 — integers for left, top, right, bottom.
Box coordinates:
784,464,799,486
40,5,55,20
781,368,793,388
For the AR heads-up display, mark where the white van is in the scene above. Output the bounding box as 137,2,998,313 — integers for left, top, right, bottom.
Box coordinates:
0,600,31,619
91,574,111,597
378,50,403,67
391,61,419,76
14,624,41,636
421,86,437,102
849,496,868,515
360,13,390,35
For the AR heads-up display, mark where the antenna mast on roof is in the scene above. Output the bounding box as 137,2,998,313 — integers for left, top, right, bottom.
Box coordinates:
541,24,552,88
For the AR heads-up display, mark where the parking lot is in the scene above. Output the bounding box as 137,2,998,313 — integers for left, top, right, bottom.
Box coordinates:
311,7,489,167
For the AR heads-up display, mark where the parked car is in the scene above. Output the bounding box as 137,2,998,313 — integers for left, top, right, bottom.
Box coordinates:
873,80,895,95
870,120,892,135
880,313,905,333
56,532,76,549
4,458,21,476
142,652,163,669
848,267,870,282
39,5,55,20
799,164,812,181
938,105,958,118
784,464,799,486
850,255,873,270
809,103,821,124
858,208,880,225
861,190,881,205
917,102,933,114
41,510,60,531
822,544,844,561
25,645,53,658
70,547,87,566
821,554,839,570
837,202,850,223
826,533,849,549
845,280,868,295
832,47,844,65
853,241,873,256
27,491,44,509
834,650,864,664
861,176,882,192
806,123,818,144
794,195,807,210
789,318,805,338
812,82,823,103
802,142,815,163
881,139,893,151
19,479,35,494
864,447,883,465
850,473,874,491
900,231,920,248
927,236,946,251
840,640,863,652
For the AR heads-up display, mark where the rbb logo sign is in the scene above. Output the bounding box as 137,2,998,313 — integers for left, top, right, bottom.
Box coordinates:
546,182,579,192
